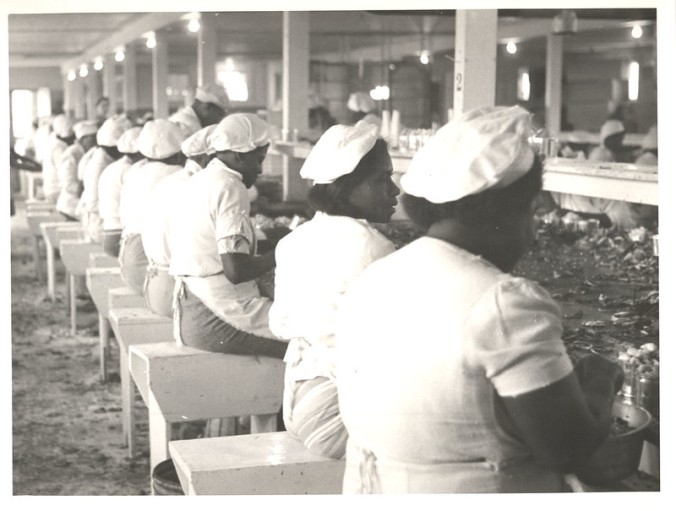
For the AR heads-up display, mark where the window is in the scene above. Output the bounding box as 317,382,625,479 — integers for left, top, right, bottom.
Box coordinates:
11,89,34,139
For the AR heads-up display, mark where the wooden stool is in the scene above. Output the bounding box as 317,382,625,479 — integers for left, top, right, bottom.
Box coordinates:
59,239,103,334
27,211,66,282
40,222,81,301
169,432,345,495
129,342,284,474
109,307,173,457
26,172,43,200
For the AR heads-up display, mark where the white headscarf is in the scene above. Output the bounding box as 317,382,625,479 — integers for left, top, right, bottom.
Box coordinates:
208,113,270,154
137,119,186,159
299,121,379,185
97,115,133,146
117,127,142,154
195,83,230,110
600,119,625,143
181,125,217,157
73,120,99,140
401,105,535,204
347,92,376,113
641,125,657,150
52,114,74,138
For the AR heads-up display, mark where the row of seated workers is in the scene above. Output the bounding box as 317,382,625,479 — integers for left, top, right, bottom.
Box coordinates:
23,87,657,492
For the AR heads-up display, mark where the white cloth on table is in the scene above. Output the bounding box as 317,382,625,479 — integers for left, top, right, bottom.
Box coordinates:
119,160,182,237
98,156,135,231
336,236,573,493
169,105,203,138
169,157,272,338
79,147,115,242
55,144,84,217
269,212,395,382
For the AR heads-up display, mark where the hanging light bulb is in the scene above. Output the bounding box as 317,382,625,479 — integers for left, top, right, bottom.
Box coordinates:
93,57,104,71
506,42,517,55
420,51,430,65
114,47,125,62
79,64,89,77
67,70,76,81
628,61,640,101
145,31,157,49
631,25,643,39
188,17,201,33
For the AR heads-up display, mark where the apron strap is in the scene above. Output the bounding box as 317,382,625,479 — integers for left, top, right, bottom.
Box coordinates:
356,445,381,494
172,277,187,346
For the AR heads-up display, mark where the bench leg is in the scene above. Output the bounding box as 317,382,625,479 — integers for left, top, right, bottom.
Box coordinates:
119,345,131,449
148,391,171,475
99,315,109,382
46,240,56,301
32,235,43,283
69,273,77,335
250,413,278,434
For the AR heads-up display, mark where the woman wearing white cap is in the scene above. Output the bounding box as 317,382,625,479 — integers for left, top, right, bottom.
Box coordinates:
42,114,75,204
55,120,98,220
169,83,230,137
169,113,287,359
588,119,626,163
635,125,658,166
336,106,624,493
269,121,399,459
140,125,216,318
119,120,187,294
98,127,144,258
79,115,133,242
346,92,381,129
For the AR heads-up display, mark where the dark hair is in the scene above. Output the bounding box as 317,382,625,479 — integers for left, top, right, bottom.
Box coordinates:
402,155,543,230
308,138,388,217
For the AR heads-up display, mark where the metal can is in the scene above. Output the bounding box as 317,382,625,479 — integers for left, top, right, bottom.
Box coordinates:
587,218,600,236
577,219,589,234
561,216,577,232
637,375,659,418
652,235,659,257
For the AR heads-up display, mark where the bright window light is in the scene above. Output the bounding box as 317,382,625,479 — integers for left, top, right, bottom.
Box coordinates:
631,25,643,39
93,57,104,71
217,71,248,102
11,90,34,138
506,41,517,55
37,88,51,118
518,68,531,101
79,64,88,78
628,61,640,101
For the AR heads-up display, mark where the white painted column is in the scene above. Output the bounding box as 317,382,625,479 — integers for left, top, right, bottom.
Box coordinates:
197,12,218,87
545,33,564,136
453,10,497,114
122,46,138,113
282,11,310,201
63,74,73,117
152,33,169,119
102,53,117,113
73,77,86,119
86,69,100,121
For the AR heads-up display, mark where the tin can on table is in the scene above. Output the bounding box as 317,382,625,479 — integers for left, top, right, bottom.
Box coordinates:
637,375,659,418
587,218,600,236
577,219,589,234
652,235,659,257
561,216,577,232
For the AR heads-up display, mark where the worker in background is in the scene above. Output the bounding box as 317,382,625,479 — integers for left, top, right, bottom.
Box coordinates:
42,114,75,204
635,125,658,166
588,119,626,163
347,92,381,129
558,131,588,160
55,120,98,221
79,115,133,243
140,125,216,318
33,116,55,165
269,121,399,459
118,120,187,294
98,127,143,258
95,97,111,127
169,113,288,359
169,83,230,137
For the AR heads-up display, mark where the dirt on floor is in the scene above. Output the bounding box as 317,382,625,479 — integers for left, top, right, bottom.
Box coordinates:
10,197,659,496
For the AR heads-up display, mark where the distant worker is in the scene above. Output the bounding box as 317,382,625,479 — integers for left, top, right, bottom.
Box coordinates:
98,127,143,258
588,119,625,163
635,125,657,166
169,83,230,137
95,97,111,127
347,92,381,129
42,115,74,204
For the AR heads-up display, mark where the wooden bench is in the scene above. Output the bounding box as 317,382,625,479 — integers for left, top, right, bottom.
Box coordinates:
109,307,173,457
128,342,284,474
40,222,82,301
89,251,119,269
27,211,67,282
169,432,345,495
86,267,125,381
59,239,104,334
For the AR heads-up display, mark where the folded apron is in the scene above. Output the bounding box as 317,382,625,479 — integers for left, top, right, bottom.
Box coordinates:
118,232,148,295
143,263,174,318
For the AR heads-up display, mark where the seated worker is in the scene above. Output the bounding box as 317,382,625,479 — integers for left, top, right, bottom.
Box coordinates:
42,115,74,204
118,120,186,294
335,105,624,494
140,125,216,318
635,125,658,166
347,92,381,129
98,127,143,258
588,119,626,163
79,115,132,243
169,113,288,359
55,120,98,221
169,83,229,137
268,121,400,459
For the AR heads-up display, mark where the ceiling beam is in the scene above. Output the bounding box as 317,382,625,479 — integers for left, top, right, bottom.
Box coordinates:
59,12,187,74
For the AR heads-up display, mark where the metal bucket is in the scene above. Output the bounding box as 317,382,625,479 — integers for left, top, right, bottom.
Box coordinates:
576,401,652,485
152,459,185,496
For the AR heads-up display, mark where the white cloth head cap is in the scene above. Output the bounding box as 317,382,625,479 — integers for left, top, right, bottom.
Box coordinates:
208,113,270,153
299,121,379,184
181,125,217,157
137,119,186,159
73,120,99,140
52,115,74,138
600,119,625,142
401,105,535,204
347,92,376,113
116,127,142,154
97,115,133,146
641,125,657,150
195,83,230,110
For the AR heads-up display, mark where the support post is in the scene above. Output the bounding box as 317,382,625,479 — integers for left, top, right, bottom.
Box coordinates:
122,46,138,113
86,69,100,121
152,33,169,119
197,13,218,87
102,53,117,114
545,33,564,136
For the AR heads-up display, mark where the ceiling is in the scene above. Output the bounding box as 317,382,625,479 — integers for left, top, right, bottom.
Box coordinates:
7,9,657,71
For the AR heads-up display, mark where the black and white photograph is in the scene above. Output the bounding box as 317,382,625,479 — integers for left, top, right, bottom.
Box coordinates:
3,0,673,504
